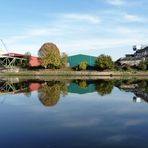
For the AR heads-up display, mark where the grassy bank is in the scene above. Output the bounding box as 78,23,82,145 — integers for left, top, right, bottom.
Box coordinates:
1,69,148,77
1,70,148,83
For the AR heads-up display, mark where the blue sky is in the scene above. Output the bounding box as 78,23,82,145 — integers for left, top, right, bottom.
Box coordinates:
0,0,148,60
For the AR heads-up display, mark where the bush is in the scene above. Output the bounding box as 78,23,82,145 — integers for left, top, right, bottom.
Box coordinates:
96,54,114,71
79,61,88,70
79,81,88,88
96,80,114,96
122,65,131,71
137,61,147,70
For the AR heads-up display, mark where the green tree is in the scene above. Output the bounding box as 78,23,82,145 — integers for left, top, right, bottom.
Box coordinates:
24,51,31,56
38,43,61,69
96,80,114,96
21,51,31,68
79,61,88,70
61,52,68,68
96,54,114,70
38,81,68,107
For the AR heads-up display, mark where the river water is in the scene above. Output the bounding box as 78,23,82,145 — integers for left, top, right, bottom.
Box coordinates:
0,78,148,148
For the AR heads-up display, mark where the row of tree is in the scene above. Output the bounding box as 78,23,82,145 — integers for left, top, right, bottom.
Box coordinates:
21,42,148,71
38,42,114,71
36,42,148,71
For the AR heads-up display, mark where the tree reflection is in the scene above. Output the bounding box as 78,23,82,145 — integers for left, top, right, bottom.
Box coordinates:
2,78,148,105
96,80,114,96
38,81,68,107
137,81,148,93
78,80,88,89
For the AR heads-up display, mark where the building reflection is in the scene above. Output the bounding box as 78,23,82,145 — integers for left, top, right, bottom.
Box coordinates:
0,80,68,107
116,80,148,103
0,80,30,95
68,80,114,96
133,91,148,103
0,79,148,106
68,80,96,94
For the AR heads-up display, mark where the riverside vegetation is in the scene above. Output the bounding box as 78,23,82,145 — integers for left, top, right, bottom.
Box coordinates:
1,42,148,75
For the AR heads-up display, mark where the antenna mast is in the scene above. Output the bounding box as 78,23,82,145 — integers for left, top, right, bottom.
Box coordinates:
0,39,9,54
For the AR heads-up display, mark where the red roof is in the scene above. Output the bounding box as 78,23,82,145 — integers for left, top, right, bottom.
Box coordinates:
1,53,24,57
1,52,41,67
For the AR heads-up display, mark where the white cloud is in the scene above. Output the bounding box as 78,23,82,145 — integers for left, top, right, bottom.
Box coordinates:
5,13,97,46
4,24,148,59
105,135,127,142
29,29,48,36
107,0,126,6
62,118,101,128
124,13,144,22
5,27,63,45
28,28,64,37
106,0,144,7
61,13,101,24
2,9,148,60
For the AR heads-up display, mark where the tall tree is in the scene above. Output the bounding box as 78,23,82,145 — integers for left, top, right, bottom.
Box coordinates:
24,51,31,56
61,52,68,68
38,43,61,69
22,51,31,68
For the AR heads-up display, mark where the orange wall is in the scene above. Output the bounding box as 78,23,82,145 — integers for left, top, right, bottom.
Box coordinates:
29,56,41,67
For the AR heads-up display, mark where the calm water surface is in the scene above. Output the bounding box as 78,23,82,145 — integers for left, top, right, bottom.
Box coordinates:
0,79,148,148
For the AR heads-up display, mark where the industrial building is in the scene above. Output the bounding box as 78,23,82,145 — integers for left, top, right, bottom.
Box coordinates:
117,45,148,66
0,53,41,68
68,54,97,68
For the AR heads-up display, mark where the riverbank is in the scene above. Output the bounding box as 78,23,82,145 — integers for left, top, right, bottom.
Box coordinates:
1,70,148,77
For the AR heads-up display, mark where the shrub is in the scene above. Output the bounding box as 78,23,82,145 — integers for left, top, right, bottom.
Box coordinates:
79,61,88,70
96,54,114,71
137,61,147,70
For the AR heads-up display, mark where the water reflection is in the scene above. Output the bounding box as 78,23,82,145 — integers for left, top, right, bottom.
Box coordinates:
38,81,68,107
0,79,148,106
116,80,148,103
96,80,114,96
68,80,96,94
1,78,148,148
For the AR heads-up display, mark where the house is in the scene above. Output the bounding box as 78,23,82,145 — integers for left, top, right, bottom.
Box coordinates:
116,45,148,66
28,56,41,67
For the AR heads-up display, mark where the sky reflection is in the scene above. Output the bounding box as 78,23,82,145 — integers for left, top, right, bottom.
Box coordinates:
0,79,148,148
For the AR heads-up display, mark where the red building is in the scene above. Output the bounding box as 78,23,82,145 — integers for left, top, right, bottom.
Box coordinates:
29,56,41,67
0,53,41,67
29,83,42,92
